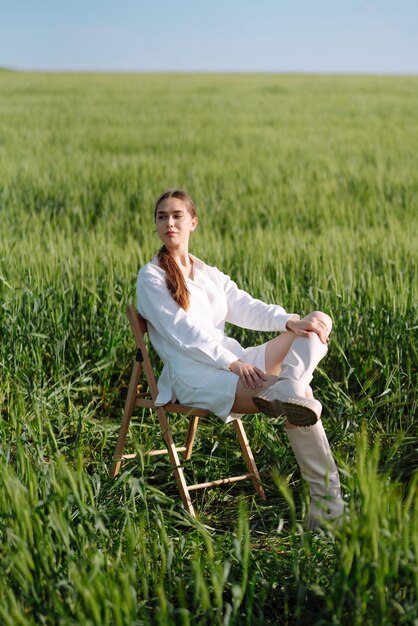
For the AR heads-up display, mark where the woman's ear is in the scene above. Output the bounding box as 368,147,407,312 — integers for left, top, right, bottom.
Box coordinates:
190,216,198,231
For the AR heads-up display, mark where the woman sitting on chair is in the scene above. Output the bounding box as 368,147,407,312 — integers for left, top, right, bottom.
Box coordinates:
137,188,344,529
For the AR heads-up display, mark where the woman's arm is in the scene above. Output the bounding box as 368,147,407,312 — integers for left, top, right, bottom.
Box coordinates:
137,269,238,370
221,272,328,343
217,270,297,332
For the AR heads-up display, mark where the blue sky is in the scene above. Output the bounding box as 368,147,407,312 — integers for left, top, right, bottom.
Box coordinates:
1,0,417,73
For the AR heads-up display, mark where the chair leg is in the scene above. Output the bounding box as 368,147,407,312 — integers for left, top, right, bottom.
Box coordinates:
110,361,142,478
157,407,196,517
183,415,200,460
232,419,266,499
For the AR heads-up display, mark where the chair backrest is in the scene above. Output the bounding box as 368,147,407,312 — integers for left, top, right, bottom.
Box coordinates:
126,304,159,401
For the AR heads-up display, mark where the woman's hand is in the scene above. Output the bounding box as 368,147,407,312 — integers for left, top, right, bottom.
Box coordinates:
229,360,267,390
285,317,329,344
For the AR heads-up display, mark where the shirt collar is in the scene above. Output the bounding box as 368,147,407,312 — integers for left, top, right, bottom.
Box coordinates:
188,254,205,271
150,253,205,273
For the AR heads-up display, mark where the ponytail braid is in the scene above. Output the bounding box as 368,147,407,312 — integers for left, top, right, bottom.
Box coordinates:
157,245,190,310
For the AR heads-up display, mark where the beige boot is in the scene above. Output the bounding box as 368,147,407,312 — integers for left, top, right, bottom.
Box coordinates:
285,420,345,529
253,333,327,426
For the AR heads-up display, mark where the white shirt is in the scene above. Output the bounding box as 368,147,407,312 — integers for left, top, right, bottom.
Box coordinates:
136,254,294,405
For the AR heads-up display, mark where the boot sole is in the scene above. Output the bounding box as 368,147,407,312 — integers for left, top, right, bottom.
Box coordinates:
252,395,319,427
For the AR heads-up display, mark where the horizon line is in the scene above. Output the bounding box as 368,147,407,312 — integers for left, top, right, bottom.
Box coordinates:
1,66,418,77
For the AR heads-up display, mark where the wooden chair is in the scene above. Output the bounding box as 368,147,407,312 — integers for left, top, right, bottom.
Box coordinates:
110,304,266,517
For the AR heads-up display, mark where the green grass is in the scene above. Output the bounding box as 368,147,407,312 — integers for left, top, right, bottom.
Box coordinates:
0,72,417,625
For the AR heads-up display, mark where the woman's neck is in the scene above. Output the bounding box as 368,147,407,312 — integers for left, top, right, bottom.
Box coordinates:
166,247,194,278
170,250,190,267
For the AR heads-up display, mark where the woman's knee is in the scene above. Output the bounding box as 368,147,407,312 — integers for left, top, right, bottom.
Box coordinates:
303,310,333,335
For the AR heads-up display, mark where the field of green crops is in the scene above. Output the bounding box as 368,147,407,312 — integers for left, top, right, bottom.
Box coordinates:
0,71,417,625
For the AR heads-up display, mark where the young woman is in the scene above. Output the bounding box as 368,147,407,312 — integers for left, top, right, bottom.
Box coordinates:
137,189,345,529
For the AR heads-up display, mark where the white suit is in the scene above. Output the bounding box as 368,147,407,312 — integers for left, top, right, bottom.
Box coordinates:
137,254,295,419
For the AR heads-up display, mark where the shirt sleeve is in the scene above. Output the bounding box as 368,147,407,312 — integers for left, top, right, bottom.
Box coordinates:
137,269,239,370
219,271,296,332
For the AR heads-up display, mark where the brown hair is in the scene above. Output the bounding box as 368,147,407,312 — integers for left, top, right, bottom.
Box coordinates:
154,189,197,310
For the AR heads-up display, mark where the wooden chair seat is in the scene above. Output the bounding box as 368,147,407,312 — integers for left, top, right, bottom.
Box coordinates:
110,304,266,517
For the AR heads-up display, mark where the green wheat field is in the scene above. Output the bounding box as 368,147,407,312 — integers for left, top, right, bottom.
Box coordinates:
0,71,417,625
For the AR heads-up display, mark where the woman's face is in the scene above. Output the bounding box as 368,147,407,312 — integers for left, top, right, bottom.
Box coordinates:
155,197,198,250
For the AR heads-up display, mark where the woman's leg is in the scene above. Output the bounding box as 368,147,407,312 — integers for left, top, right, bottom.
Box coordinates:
231,311,331,416
253,311,332,425
285,420,345,529
230,312,343,528
265,311,332,375
230,331,296,414
266,312,343,528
